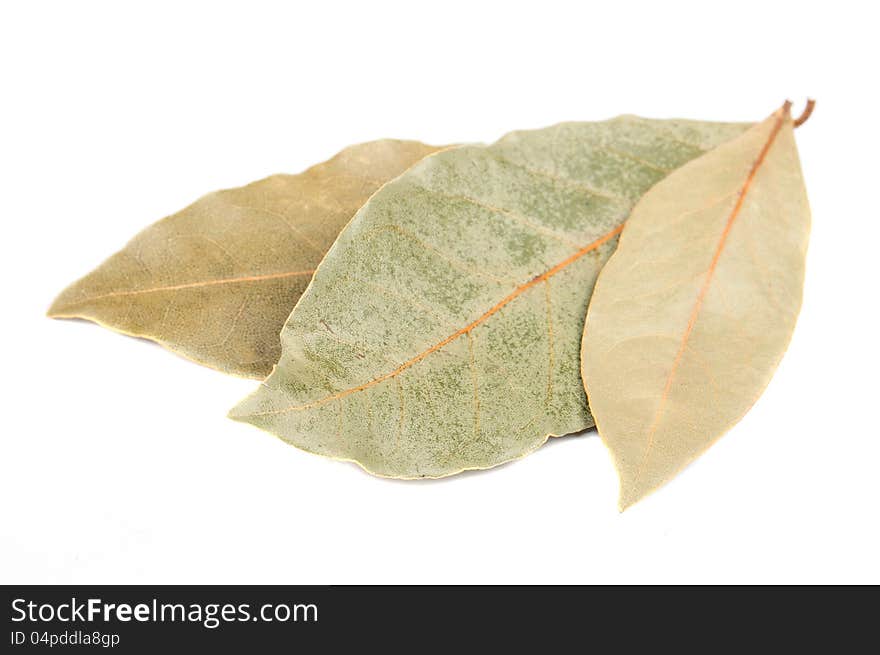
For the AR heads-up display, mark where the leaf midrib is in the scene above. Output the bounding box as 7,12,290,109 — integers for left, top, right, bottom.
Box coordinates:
634,103,792,480
252,223,625,417
51,269,316,310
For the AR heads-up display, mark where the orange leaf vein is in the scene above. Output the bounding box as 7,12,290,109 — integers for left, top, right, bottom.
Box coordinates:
56,269,317,307
635,103,792,479
255,223,625,416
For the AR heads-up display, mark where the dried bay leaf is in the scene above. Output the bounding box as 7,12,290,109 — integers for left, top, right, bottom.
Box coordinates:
230,117,752,477
581,104,811,509
48,140,444,378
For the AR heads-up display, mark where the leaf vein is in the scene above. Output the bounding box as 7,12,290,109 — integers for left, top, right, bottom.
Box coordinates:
633,106,791,483
249,223,624,416
487,151,629,204
51,269,315,308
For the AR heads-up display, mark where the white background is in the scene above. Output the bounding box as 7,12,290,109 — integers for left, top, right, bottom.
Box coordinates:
2,1,877,584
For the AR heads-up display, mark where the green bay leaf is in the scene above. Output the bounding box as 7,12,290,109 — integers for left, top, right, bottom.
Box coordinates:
230,117,751,477
48,140,444,378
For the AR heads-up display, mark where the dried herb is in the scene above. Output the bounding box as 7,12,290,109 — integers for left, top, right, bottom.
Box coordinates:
49,140,444,377
581,103,812,509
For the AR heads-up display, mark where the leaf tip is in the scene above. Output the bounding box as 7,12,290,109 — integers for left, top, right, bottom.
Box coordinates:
617,488,640,513
226,405,247,421
227,397,261,423
617,475,655,512
46,296,67,318
47,283,82,318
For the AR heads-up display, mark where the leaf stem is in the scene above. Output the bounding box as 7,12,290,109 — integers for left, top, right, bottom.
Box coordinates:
793,99,816,128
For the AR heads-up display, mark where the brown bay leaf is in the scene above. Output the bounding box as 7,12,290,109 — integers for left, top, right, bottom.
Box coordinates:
230,117,752,478
581,103,811,509
48,140,444,378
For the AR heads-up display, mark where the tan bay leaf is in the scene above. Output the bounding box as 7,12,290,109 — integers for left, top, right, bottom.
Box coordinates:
581,104,811,509
48,140,445,378
230,117,752,478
